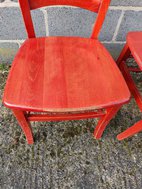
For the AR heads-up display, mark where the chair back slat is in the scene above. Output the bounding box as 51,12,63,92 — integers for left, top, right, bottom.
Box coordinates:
29,0,101,12
19,0,111,39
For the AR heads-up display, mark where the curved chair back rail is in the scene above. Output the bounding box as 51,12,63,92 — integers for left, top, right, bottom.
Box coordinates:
19,0,111,38
28,0,101,12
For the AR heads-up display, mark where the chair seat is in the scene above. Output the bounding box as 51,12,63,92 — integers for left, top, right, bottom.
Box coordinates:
3,37,130,112
127,32,142,70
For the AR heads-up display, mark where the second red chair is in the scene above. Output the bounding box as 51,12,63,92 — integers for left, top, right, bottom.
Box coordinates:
117,32,142,140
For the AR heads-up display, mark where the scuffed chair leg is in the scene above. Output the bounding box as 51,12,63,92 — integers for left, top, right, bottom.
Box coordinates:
94,105,122,139
12,109,34,144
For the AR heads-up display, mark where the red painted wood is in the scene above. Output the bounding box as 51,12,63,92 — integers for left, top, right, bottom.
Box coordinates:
127,32,142,70
13,109,34,144
117,120,142,140
29,0,101,12
128,67,141,73
117,31,142,140
19,0,35,38
116,43,131,66
91,0,111,39
3,37,130,112
28,111,105,121
94,105,122,139
19,0,110,39
3,0,131,143
119,61,142,112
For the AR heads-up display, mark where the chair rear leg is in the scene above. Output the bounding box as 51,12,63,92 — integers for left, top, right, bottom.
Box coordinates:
12,109,34,144
117,120,142,140
94,105,122,139
117,43,131,65
120,62,142,112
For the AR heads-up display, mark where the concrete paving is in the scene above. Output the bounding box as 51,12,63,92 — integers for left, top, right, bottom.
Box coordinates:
0,63,142,189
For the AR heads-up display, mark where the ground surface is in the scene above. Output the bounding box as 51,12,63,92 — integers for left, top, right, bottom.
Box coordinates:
0,63,142,189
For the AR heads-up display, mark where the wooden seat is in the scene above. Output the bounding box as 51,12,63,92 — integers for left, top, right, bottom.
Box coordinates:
3,37,130,112
127,32,142,70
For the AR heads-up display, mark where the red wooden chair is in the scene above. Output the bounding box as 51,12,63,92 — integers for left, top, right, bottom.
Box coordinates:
3,0,130,144
117,32,142,140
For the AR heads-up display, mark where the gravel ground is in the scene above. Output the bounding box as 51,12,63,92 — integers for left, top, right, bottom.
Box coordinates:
0,63,142,189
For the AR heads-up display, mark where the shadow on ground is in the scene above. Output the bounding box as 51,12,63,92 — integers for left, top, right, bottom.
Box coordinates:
0,64,142,189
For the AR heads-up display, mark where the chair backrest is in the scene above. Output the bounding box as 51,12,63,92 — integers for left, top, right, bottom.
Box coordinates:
19,0,111,39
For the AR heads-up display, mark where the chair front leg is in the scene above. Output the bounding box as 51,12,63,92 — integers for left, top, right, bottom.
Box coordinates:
117,120,142,140
94,105,122,139
12,109,34,144
117,43,131,66
119,61,142,112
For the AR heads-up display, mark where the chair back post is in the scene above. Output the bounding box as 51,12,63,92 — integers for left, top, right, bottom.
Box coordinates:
91,0,111,39
19,0,36,38
19,0,110,39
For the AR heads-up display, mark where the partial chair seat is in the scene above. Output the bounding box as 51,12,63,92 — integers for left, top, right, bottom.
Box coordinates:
3,37,130,112
127,32,142,70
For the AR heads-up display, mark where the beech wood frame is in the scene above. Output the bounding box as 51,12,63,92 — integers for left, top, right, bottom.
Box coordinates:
4,0,128,144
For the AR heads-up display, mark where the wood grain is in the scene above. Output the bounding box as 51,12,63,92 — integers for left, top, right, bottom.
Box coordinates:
3,37,130,112
3,0,131,143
